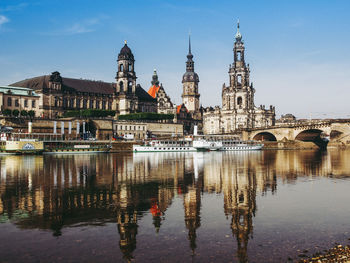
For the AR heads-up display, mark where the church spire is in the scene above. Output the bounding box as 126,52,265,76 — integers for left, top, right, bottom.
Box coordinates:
235,19,242,42
186,34,194,72
187,34,193,61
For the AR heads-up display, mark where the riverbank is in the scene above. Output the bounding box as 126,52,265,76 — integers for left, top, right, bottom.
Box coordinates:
298,244,350,262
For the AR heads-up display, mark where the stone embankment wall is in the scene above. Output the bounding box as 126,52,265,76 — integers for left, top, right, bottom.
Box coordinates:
110,141,135,152
262,141,319,150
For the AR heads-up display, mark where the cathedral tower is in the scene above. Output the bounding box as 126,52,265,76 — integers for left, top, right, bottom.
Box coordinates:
182,36,200,114
226,21,255,112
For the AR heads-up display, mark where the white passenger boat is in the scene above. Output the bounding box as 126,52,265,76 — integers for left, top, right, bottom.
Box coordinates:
220,140,263,151
133,140,197,152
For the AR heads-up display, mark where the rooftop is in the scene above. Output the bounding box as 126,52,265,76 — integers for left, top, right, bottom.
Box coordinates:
0,85,39,97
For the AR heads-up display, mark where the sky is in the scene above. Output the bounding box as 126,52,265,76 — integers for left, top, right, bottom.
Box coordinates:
0,0,350,119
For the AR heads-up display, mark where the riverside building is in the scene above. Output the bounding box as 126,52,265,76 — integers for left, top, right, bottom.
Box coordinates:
9,42,156,118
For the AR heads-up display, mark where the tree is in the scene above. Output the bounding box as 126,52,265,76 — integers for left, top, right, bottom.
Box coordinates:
28,110,35,118
20,110,28,117
2,109,12,116
12,109,19,117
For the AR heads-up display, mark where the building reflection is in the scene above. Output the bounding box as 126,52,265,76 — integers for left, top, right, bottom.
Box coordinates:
0,149,349,261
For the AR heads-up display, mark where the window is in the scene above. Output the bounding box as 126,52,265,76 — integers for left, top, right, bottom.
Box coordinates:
120,64,124,71
96,100,100,109
239,194,244,203
7,97,12,106
24,99,28,108
128,81,133,93
102,101,106,110
237,97,242,106
119,81,124,92
128,64,132,71
108,101,112,110
237,51,241,61
32,100,36,108
237,75,242,85
83,99,87,109
70,98,74,108
63,98,67,108
15,99,19,107
89,100,94,109
54,97,58,107
76,98,81,108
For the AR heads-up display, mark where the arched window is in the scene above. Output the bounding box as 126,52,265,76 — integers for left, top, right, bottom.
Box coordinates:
76,98,81,108
237,51,241,61
70,98,74,108
237,75,242,85
128,81,132,93
119,81,124,92
237,97,242,106
63,98,68,108
120,64,124,71
128,63,132,71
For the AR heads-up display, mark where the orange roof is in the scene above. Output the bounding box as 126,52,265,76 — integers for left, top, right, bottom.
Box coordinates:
147,85,160,98
176,105,182,114
176,104,188,114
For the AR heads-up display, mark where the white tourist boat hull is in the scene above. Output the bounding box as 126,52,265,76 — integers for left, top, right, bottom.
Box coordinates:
220,142,264,151
133,145,196,152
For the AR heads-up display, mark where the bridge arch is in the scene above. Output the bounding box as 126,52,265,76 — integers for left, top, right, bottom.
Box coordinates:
253,132,277,141
294,129,324,142
330,130,343,140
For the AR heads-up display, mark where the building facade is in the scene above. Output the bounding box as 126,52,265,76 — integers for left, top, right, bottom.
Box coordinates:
0,85,40,115
9,42,156,119
203,22,275,135
113,120,183,139
147,70,175,115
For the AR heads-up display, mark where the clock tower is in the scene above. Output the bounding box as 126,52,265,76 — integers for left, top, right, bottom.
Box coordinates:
182,36,200,114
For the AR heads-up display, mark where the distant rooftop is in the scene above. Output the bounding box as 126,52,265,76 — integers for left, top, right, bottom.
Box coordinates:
0,85,39,97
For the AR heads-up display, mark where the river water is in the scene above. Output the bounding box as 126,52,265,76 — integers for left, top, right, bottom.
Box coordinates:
0,149,350,262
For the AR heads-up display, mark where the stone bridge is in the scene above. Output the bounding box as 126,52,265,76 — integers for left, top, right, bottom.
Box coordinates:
242,119,350,149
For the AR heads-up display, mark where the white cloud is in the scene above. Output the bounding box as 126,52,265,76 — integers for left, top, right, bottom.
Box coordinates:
45,16,109,36
0,3,29,12
0,15,9,27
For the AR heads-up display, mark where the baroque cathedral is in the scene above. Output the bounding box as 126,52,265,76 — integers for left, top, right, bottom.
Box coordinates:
203,22,275,134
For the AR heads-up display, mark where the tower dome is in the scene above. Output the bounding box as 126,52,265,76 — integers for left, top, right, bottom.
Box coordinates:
118,41,134,61
182,71,199,83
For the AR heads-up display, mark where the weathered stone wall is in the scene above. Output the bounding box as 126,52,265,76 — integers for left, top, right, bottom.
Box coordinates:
146,122,183,137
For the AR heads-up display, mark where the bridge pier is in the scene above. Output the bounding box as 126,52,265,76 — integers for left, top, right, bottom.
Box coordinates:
312,137,329,150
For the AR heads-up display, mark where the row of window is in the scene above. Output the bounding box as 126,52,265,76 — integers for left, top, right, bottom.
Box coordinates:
7,97,36,108
119,63,132,72
54,97,112,110
117,125,146,131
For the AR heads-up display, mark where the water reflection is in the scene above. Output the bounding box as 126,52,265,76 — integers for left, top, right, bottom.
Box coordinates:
1,150,350,262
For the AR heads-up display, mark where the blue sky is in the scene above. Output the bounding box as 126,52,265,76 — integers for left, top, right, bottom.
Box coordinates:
1,0,349,118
